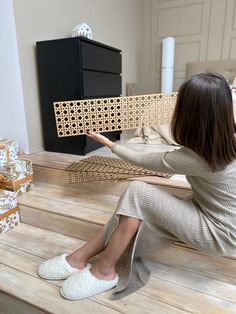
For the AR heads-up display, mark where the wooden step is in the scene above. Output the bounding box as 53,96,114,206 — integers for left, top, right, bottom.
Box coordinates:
23,150,191,198
23,150,130,197
18,178,192,242
20,159,192,241
18,180,236,267
0,223,236,313
18,151,234,262
6,150,234,313
33,164,130,197
18,181,117,240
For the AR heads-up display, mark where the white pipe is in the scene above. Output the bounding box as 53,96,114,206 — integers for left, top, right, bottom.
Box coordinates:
161,37,175,93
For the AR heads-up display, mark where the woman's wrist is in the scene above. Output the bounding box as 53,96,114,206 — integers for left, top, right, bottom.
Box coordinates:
105,139,114,149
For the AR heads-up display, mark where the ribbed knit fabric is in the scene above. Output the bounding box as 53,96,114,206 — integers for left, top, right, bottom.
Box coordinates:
103,144,236,300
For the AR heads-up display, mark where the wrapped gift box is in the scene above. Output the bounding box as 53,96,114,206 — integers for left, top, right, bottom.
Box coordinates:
0,138,18,164
0,158,34,194
0,207,20,235
0,189,17,214
0,189,20,235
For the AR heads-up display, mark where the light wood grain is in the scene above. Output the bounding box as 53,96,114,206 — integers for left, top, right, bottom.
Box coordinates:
8,223,85,248
24,181,119,212
0,264,119,314
21,150,84,166
24,149,191,196
0,292,45,314
33,165,130,196
1,224,236,313
20,205,101,241
140,276,236,314
147,261,236,303
18,193,112,225
34,165,191,193
5,150,234,314
148,246,236,285
0,224,191,314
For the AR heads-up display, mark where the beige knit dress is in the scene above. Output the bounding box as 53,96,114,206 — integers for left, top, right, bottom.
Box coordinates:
103,144,236,300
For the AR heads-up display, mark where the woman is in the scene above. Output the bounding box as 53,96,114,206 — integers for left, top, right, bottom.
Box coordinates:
38,73,236,300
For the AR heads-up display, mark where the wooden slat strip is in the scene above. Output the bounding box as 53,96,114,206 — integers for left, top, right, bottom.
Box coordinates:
0,264,119,314
146,246,236,285
147,261,236,303
2,225,236,296
5,223,84,248
0,292,45,314
1,237,236,313
19,206,101,241
18,194,112,224
22,182,119,212
139,276,236,314
0,231,189,314
32,165,129,196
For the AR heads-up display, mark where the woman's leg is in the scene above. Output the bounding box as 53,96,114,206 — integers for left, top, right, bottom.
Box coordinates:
66,215,140,279
90,215,140,280
66,229,105,269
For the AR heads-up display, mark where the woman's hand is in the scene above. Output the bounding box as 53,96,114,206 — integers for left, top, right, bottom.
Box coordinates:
86,131,114,149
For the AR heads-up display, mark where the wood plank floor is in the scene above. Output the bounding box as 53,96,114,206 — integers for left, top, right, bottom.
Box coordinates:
0,150,235,313
1,223,236,314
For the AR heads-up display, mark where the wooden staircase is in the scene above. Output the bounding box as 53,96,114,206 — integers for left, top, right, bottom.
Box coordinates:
0,151,236,314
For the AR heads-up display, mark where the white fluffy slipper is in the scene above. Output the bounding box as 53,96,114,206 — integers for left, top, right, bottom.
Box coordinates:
37,253,91,280
60,267,119,300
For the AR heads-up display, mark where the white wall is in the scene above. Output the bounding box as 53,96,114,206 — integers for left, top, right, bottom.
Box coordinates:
4,0,233,153
137,0,153,95
0,0,29,153
12,0,149,153
150,0,236,92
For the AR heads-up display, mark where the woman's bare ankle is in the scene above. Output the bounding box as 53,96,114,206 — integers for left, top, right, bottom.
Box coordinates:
66,254,87,270
90,262,116,281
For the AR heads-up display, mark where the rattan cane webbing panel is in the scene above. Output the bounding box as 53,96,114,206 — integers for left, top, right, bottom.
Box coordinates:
54,93,177,137
67,162,141,175
65,155,172,183
67,155,167,176
68,171,136,183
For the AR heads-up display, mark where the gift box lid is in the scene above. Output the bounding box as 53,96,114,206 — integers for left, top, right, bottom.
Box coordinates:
0,138,19,164
0,138,18,148
0,158,33,181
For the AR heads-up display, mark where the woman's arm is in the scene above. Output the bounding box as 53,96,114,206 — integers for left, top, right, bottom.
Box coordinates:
86,131,208,176
86,131,171,173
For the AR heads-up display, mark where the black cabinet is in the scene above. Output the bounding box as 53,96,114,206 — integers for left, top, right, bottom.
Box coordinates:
36,37,122,155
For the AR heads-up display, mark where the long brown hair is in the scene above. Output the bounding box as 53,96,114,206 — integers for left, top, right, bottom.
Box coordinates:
171,73,236,171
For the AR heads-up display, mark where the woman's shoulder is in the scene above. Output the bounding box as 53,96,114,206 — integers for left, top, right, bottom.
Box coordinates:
173,147,236,174
162,146,211,175
168,146,205,162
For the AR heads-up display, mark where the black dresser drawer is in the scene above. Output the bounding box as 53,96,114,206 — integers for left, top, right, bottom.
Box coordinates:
81,41,121,74
37,37,121,155
82,71,121,97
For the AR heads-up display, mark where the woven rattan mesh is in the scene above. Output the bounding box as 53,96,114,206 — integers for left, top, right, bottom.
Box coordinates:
66,156,172,183
54,93,177,137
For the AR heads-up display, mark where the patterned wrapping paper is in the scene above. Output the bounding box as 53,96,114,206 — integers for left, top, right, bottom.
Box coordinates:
0,189,20,235
0,207,20,235
0,138,19,164
0,158,35,194
0,189,17,215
